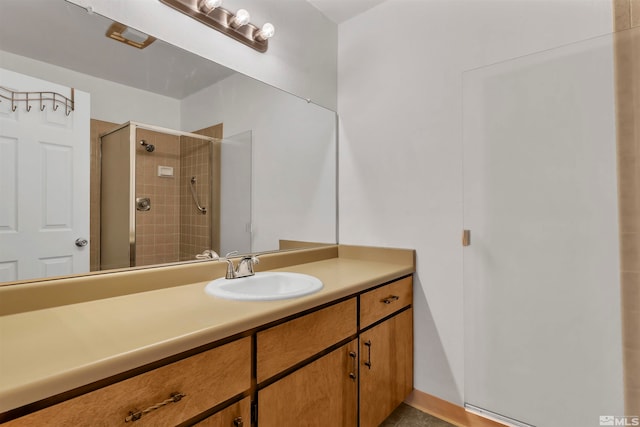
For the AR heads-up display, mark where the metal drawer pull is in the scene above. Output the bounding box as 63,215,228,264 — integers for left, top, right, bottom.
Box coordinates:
349,351,357,380
233,417,244,427
381,295,400,304
125,392,186,422
364,340,372,369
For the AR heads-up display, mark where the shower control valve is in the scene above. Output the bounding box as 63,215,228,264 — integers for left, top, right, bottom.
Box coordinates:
136,197,151,211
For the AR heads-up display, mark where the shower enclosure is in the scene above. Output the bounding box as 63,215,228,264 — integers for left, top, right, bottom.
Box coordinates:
98,122,249,270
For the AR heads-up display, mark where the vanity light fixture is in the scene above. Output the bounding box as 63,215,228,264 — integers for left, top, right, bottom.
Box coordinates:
106,22,156,49
198,0,222,14
254,23,275,42
228,8,251,29
158,0,275,53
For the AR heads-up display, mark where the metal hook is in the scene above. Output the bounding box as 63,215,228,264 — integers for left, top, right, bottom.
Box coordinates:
65,107,71,116
40,97,45,111
25,93,31,112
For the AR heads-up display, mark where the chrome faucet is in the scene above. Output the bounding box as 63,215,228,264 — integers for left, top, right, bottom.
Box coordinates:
221,252,260,279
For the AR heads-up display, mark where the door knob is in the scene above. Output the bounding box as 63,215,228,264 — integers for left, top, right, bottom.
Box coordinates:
75,238,88,247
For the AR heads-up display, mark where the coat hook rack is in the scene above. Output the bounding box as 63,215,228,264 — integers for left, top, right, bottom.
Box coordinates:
0,86,75,116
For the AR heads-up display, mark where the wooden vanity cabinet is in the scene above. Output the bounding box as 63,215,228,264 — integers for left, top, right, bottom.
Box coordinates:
360,276,413,329
256,298,358,427
3,275,414,427
359,277,414,427
3,337,252,427
258,340,359,427
256,298,357,382
359,308,414,427
256,276,413,427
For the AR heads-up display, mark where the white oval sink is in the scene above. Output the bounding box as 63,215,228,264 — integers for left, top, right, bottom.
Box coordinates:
204,272,323,301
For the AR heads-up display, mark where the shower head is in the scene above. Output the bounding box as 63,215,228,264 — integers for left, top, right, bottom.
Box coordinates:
139,140,155,152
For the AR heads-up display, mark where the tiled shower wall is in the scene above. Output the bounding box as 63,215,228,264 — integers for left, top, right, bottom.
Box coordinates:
613,0,640,415
187,123,223,257
179,136,212,261
134,128,181,267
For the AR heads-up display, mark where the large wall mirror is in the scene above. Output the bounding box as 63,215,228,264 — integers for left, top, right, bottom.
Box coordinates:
0,0,337,285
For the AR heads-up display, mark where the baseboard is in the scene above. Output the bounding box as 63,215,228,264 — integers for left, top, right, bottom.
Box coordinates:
404,389,507,427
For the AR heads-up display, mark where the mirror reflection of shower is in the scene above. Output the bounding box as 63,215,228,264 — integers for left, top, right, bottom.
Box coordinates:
139,139,155,152
98,121,234,270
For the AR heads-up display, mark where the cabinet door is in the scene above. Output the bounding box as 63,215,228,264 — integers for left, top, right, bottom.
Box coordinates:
194,397,250,427
258,340,358,427
360,308,413,427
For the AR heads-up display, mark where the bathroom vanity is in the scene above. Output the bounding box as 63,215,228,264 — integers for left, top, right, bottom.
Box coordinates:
0,245,414,426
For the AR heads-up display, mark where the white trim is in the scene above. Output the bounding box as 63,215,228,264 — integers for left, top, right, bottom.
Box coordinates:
465,404,535,427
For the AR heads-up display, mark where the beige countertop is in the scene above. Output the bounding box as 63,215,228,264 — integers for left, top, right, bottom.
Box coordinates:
0,251,414,414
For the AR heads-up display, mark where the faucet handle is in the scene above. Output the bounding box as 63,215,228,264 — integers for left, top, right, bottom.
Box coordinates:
221,251,238,279
243,255,259,264
195,249,219,260
236,255,259,277
224,251,239,259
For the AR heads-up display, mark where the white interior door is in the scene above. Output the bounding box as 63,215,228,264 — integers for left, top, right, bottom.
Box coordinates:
462,36,623,426
0,68,90,282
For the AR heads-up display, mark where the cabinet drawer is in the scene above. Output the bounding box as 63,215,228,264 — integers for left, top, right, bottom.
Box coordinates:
256,298,357,383
6,337,251,427
360,276,412,329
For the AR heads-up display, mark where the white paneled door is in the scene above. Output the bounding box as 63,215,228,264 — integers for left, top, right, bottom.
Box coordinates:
0,68,90,282
462,36,623,426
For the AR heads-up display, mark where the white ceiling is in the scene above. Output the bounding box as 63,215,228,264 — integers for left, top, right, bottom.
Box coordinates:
0,0,386,99
306,0,388,24
0,0,235,99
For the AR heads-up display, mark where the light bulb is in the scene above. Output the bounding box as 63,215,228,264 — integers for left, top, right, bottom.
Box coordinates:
198,0,221,14
255,22,275,41
230,9,250,28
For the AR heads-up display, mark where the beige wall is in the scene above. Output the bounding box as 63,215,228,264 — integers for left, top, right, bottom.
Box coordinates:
613,0,640,415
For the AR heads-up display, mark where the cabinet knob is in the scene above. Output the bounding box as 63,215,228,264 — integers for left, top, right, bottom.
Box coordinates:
233,417,243,427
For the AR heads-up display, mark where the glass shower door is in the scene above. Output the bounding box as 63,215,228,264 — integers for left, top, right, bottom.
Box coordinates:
220,131,252,255
462,33,623,426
